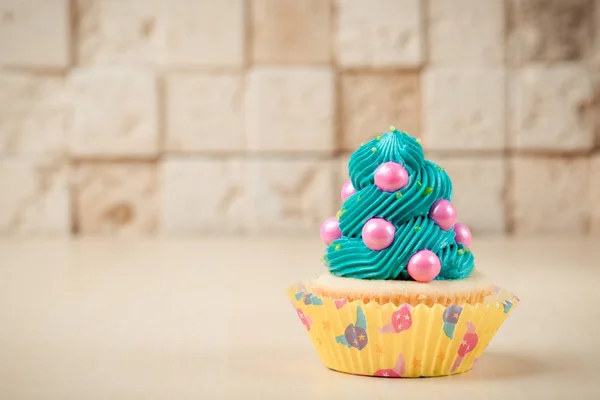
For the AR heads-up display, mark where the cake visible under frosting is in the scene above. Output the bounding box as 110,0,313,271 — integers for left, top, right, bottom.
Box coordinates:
310,270,493,307
313,269,491,295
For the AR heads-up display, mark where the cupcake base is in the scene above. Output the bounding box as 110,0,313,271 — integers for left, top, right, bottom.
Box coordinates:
288,283,518,378
311,270,494,307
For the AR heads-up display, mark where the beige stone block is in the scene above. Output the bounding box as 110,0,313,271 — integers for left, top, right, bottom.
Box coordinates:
164,0,244,67
251,0,331,64
247,159,336,234
0,0,70,68
592,0,600,67
336,0,422,67
509,65,594,151
507,0,593,63
0,73,69,156
74,163,158,235
328,154,352,212
336,154,352,190
591,154,600,235
510,157,589,235
161,158,249,234
69,68,158,157
0,158,70,235
341,72,420,150
166,73,244,153
76,0,164,65
429,155,506,234
427,0,504,65
591,67,600,149
422,67,505,151
245,68,334,152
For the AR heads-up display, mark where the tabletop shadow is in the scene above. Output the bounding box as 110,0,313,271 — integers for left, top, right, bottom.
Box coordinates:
463,351,574,380
218,348,577,382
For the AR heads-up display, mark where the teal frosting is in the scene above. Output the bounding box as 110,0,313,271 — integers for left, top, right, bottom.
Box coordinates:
325,129,474,281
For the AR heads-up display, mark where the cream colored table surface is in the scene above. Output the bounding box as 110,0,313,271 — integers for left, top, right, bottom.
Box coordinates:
1,237,599,399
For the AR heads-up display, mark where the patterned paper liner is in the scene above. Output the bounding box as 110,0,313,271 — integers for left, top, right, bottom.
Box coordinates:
287,283,519,377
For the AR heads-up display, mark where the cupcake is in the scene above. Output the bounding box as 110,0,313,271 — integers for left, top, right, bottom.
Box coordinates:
287,127,518,377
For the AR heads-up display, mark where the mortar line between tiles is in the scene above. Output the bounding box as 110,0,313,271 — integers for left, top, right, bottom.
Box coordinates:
339,66,425,74
503,147,514,238
67,148,596,163
160,153,339,161
0,66,69,76
156,73,167,156
221,64,423,72
421,0,430,66
429,149,595,157
70,157,161,165
243,0,252,68
330,0,342,156
68,160,80,235
241,0,251,160
587,0,596,65
333,61,343,157
586,0,600,151
68,0,77,67
503,119,514,236
503,0,515,235
416,0,428,143
329,0,337,68
158,67,247,75
330,0,344,212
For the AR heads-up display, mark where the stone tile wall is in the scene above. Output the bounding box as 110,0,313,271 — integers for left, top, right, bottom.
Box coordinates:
0,0,598,236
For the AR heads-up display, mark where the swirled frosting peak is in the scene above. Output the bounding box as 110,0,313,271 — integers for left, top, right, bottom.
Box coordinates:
322,127,474,281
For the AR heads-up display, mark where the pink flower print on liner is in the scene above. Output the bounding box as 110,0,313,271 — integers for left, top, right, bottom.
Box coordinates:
334,298,348,309
379,304,412,334
450,322,478,373
296,308,313,332
374,353,406,378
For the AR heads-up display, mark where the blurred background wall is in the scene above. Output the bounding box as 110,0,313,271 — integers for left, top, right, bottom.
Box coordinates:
0,0,598,237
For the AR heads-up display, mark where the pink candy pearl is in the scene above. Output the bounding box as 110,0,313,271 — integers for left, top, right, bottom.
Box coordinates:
429,199,457,231
374,162,409,192
407,250,441,282
341,180,356,201
320,217,341,245
454,223,472,247
362,218,396,251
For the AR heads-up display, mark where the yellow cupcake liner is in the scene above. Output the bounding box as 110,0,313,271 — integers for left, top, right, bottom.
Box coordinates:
287,283,519,377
